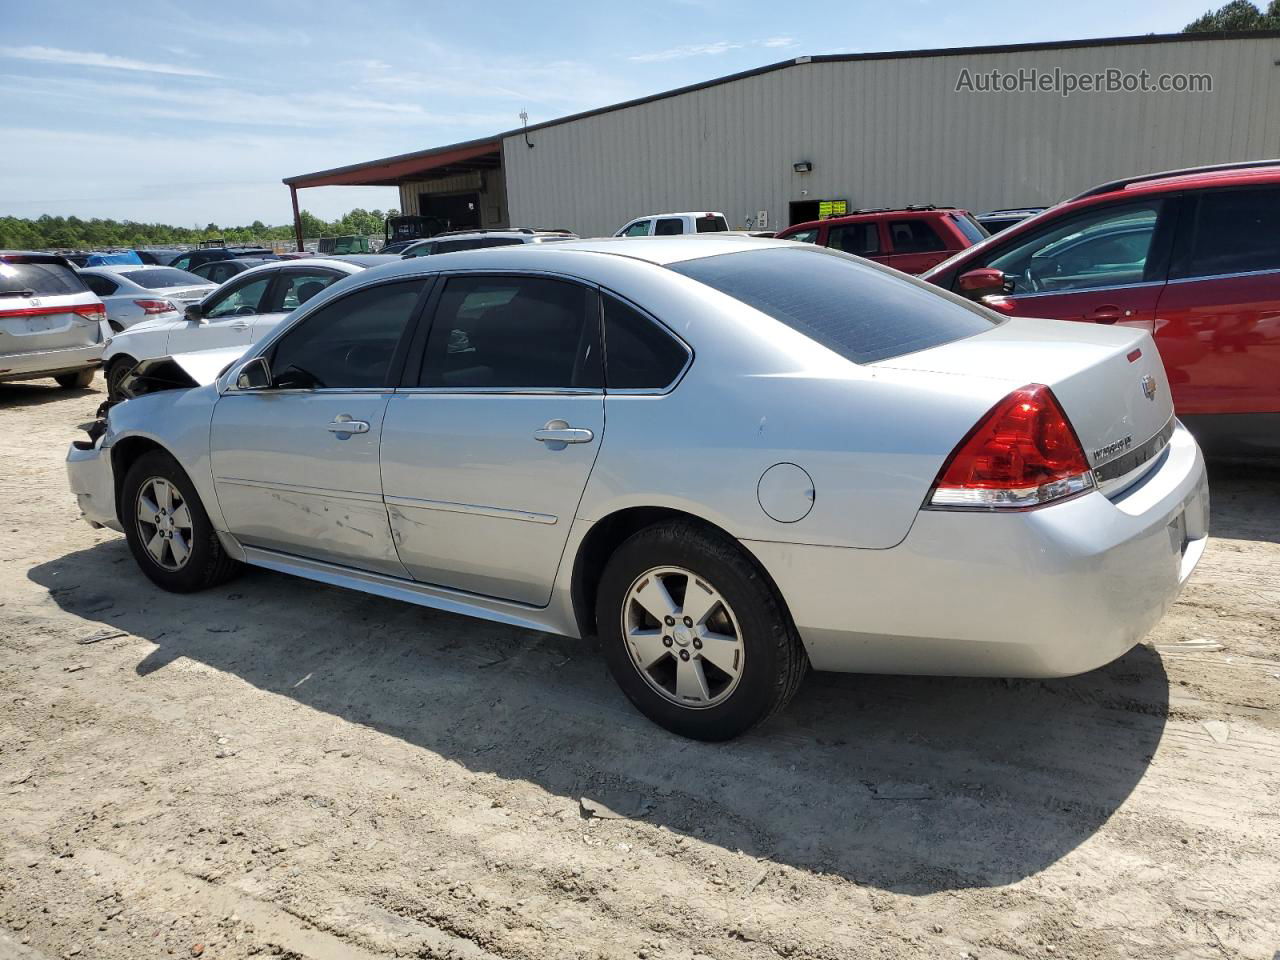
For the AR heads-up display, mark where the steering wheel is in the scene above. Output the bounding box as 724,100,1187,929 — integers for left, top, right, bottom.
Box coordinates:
1020,266,1042,294
234,305,257,317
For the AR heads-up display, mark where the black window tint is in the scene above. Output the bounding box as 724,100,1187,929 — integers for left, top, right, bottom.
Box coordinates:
434,238,488,254
888,219,946,253
0,260,88,295
1185,187,1280,278
827,223,880,255
82,274,118,296
670,247,998,365
126,268,206,289
654,218,685,236
603,295,688,390
480,237,525,248
695,215,728,233
950,213,988,245
419,275,600,389
270,280,423,389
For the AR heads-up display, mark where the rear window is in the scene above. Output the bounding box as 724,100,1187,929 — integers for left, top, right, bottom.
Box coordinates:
949,213,989,245
696,215,729,233
126,268,207,289
888,219,947,253
1183,186,1280,278
0,259,88,296
669,246,998,365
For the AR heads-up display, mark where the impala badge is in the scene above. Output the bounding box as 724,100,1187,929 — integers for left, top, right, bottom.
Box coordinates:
1141,374,1157,401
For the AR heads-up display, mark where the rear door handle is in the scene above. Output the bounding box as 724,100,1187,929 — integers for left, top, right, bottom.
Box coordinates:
534,419,594,444
327,417,369,435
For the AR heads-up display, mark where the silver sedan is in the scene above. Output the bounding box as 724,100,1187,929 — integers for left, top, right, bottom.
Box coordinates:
66,236,1209,740
77,265,217,332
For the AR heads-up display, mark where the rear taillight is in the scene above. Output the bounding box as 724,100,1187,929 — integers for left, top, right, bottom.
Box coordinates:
928,383,1094,509
72,303,106,321
133,299,175,315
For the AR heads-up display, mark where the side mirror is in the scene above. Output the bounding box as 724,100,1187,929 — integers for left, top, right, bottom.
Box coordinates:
234,357,272,391
184,303,205,324
956,268,1010,298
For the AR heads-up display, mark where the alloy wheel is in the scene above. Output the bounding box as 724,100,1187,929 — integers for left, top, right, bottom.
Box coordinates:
621,566,744,709
134,477,194,572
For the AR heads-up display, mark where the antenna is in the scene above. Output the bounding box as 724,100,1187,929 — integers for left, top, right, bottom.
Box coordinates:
520,110,534,149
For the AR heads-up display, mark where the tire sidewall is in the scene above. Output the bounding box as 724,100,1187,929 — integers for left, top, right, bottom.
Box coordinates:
121,450,222,592
597,524,791,741
106,357,136,400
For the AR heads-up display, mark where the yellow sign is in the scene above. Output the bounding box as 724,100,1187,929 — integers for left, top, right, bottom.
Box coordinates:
818,200,848,219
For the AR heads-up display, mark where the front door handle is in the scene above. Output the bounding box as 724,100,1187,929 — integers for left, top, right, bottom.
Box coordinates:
534,419,594,445
1091,305,1128,324
230,321,251,331
327,416,370,435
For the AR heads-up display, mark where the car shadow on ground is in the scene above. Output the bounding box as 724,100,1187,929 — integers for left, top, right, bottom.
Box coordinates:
30,535,1170,896
1205,459,1280,545
0,381,101,410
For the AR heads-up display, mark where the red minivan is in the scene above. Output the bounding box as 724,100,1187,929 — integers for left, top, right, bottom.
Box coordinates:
923,161,1280,458
776,206,987,274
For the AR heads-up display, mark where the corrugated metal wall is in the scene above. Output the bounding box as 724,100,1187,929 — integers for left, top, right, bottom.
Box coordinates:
501,36,1280,237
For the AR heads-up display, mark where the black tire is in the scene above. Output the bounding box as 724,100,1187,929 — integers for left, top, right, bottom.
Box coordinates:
121,449,241,593
596,520,807,741
54,369,95,390
106,356,137,400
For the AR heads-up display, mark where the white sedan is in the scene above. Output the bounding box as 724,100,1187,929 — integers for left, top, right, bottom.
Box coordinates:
78,265,216,332
101,256,395,398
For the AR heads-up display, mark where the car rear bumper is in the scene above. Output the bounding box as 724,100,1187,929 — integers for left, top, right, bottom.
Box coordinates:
744,422,1209,678
66,440,122,532
0,343,103,382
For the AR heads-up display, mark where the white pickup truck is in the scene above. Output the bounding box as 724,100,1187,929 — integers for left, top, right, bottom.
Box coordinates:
614,212,729,237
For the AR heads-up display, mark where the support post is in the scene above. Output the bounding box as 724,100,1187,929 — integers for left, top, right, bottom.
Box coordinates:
290,185,304,253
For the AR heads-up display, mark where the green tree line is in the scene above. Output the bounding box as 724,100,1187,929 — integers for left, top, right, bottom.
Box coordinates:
0,208,400,251
1183,0,1280,30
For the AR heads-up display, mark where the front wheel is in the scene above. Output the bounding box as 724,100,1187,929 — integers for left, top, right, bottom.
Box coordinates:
596,520,807,741
54,369,94,389
121,450,241,592
105,356,137,400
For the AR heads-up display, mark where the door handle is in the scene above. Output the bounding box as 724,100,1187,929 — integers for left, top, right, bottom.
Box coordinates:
1091,305,1129,324
327,417,370,435
230,321,251,330
534,419,594,445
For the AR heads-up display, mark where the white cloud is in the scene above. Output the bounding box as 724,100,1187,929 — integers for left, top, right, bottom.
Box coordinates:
628,41,743,63
0,45,221,78
761,36,799,49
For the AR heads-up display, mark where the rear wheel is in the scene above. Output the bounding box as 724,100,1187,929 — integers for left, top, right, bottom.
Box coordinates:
596,520,807,741
105,356,137,400
121,450,241,592
54,369,94,390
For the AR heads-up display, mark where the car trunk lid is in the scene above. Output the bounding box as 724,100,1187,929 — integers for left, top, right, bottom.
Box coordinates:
875,316,1176,493
0,255,103,357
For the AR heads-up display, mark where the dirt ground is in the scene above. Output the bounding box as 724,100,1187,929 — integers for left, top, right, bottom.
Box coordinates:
1,378,1277,960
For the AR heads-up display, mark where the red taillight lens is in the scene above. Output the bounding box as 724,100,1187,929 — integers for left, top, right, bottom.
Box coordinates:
929,384,1094,509
133,299,175,315
71,303,106,320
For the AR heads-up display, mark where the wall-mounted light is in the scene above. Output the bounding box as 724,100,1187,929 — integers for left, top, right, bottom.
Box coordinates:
793,161,813,173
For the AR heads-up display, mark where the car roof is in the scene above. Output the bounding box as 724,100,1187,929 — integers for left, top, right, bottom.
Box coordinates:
1072,159,1280,202
231,256,384,279
629,212,727,219
373,235,788,274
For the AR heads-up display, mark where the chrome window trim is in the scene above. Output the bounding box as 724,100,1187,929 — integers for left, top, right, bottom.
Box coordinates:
1002,279,1166,302
1166,265,1280,285
393,386,603,397
385,494,557,525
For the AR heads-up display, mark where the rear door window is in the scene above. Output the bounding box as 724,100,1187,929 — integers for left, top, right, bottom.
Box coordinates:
827,222,880,256
654,218,685,236
1180,186,1280,278
670,246,998,365
0,260,89,296
418,275,601,389
888,219,947,253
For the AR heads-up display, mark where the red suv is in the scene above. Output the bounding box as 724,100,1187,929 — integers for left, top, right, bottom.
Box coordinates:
775,205,987,274
923,160,1280,458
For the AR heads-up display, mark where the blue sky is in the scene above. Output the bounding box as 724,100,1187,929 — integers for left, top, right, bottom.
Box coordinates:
2,0,1215,226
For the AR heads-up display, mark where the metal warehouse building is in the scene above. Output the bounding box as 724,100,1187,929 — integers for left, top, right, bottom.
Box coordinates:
284,30,1280,240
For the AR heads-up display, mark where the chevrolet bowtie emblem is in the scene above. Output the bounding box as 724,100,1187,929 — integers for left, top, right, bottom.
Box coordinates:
1141,374,1157,401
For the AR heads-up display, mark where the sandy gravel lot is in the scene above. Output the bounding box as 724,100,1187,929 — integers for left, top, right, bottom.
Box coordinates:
1,378,1277,960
